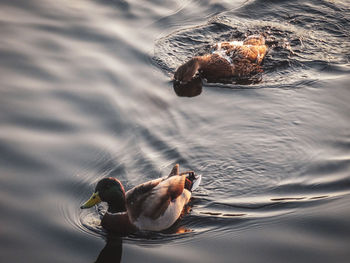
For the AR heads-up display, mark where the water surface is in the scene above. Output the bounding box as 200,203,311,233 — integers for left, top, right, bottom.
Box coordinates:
1,0,350,262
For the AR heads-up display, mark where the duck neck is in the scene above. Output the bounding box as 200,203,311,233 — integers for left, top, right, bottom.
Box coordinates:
105,188,127,213
108,205,126,213
107,200,126,213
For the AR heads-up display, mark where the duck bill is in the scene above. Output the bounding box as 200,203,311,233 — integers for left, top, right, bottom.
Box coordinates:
80,192,101,209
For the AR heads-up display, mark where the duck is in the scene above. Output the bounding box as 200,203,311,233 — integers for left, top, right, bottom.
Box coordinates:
80,164,201,234
174,34,268,83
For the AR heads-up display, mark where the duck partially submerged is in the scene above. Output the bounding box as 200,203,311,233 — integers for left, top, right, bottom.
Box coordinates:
80,164,201,234
174,35,268,83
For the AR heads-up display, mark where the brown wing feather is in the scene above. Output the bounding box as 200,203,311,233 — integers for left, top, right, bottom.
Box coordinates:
168,164,179,177
144,193,171,220
145,175,186,220
231,45,267,64
168,175,186,200
125,178,162,222
127,175,187,221
199,54,235,81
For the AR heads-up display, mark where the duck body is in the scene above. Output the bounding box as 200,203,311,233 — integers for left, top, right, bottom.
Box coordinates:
126,175,192,231
174,34,268,83
81,164,201,234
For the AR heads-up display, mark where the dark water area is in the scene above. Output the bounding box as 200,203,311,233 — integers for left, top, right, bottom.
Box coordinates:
1,0,350,262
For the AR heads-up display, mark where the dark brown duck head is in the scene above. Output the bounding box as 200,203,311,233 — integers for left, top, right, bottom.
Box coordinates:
174,54,235,83
80,178,126,213
174,57,201,83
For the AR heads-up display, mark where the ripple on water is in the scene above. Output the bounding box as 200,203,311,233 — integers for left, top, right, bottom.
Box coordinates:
68,133,350,244
153,1,350,88
57,0,350,248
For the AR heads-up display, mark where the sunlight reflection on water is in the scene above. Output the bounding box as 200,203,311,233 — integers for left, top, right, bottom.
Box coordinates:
1,0,350,262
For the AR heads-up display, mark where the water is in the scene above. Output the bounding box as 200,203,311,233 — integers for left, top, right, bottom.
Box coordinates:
1,0,350,262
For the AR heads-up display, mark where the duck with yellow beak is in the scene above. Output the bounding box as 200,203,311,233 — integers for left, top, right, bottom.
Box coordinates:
80,164,201,234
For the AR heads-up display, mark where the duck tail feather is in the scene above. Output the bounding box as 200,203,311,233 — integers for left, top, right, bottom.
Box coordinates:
191,174,202,191
183,172,201,192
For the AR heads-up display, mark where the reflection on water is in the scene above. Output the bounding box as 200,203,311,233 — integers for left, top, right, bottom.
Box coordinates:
1,0,350,262
95,235,122,263
173,77,202,97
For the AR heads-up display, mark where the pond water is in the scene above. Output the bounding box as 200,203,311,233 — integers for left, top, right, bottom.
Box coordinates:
1,0,350,262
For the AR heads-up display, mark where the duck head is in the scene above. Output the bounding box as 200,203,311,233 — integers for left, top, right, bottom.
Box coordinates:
80,178,126,213
174,57,201,83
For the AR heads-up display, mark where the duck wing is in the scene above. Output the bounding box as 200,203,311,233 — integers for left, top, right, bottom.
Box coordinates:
167,163,179,177
126,175,186,222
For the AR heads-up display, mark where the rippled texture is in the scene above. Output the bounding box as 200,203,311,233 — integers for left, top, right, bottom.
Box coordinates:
1,0,350,262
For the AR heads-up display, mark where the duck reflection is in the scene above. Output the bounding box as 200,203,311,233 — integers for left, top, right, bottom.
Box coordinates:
95,234,122,263
172,73,263,97
94,224,191,263
173,76,202,97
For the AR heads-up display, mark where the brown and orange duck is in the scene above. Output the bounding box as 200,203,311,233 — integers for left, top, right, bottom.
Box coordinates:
174,34,268,83
80,164,201,234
